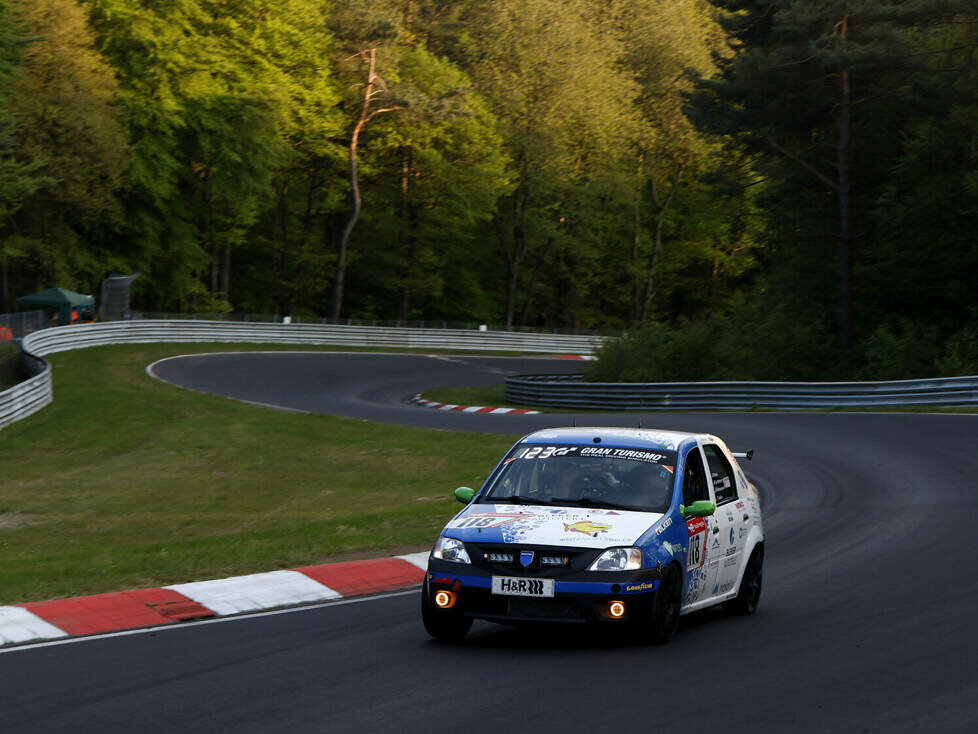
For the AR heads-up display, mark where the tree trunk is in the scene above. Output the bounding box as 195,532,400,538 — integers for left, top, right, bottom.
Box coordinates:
220,243,231,303
639,158,687,325
1,257,9,313
631,153,644,323
330,48,403,321
517,235,556,327
276,182,290,315
506,210,528,330
331,112,364,320
397,148,414,322
837,15,853,375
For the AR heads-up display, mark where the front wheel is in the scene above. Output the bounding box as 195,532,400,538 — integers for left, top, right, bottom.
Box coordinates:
641,565,681,644
421,581,472,641
727,546,763,615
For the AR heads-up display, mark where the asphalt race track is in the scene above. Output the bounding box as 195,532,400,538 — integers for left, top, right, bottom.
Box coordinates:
3,352,977,733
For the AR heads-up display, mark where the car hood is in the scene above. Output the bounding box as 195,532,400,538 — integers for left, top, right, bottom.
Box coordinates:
442,503,663,549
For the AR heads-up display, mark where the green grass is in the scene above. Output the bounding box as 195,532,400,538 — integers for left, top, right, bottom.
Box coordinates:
0,343,517,603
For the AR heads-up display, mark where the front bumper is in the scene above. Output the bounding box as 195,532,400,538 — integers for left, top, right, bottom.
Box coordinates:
425,557,663,625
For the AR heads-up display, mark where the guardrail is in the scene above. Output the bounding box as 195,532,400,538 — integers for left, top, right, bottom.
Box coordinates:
5,319,976,431
0,320,606,430
505,373,978,410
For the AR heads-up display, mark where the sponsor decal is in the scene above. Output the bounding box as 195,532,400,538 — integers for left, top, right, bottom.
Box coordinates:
654,517,673,535
625,582,657,592
580,447,672,464
723,557,737,568
739,527,748,539
685,517,708,571
514,446,580,460
563,520,612,536
663,542,683,557
512,445,677,465
736,501,745,509
520,551,534,567
729,528,735,544
725,547,736,557
718,580,735,594
449,512,530,529
497,577,547,595
686,517,707,536
685,563,711,603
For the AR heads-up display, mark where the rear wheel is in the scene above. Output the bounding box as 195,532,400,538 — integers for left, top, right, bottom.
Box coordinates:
421,581,472,641
727,546,763,615
642,565,681,644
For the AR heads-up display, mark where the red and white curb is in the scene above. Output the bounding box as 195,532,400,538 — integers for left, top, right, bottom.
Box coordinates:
0,552,428,647
555,354,597,361
409,394,540,415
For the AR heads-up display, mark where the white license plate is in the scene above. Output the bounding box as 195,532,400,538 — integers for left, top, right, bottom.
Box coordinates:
491,576,555,598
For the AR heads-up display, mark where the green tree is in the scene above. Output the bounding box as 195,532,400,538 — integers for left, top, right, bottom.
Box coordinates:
866,14,978,348
456,0,642,329
358,47,509,322
0,0,44,309
87,0,335,310
2,0,127,306
687,0,974,372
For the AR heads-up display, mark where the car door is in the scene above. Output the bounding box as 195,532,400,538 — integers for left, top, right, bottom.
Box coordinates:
680,445,719,607
701,443,744,598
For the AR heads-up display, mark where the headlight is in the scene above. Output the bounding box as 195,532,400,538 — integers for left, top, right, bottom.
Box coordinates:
432,536,471,564
588,547,643,571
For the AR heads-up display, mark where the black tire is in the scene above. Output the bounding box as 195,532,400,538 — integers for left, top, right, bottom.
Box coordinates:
643,564,681,644
421,581,472,641
727,546,763,615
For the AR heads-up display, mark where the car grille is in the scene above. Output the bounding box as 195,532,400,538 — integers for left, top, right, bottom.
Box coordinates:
465,593,583,622
466,543,598,576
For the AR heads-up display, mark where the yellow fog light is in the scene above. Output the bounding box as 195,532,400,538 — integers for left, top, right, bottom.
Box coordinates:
434,590,457,609
608,600,626,618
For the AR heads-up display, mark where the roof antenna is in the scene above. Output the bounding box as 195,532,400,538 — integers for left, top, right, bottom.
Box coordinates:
638,417,643,429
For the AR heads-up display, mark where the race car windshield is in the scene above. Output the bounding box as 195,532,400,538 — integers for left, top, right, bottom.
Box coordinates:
481,444,678,513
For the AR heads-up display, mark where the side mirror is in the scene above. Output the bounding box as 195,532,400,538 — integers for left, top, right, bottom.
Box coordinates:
680,500,715,519
454,487,475,504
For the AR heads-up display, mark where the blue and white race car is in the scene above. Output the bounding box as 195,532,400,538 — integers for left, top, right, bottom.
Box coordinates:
422,427,764,643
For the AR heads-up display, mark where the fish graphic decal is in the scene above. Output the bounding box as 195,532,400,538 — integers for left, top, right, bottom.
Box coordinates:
563,520,612,537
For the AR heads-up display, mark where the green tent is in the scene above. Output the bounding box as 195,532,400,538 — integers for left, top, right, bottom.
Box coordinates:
15,287,95,325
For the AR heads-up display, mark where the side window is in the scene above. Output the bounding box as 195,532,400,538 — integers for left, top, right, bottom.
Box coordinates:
682,448,709,506
702,444,737,505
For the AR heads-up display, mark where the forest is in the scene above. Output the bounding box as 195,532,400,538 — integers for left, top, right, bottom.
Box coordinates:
1,0,976,380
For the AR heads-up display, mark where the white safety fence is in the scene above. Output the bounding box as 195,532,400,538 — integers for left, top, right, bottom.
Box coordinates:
0,320,606,430
505,373,978,410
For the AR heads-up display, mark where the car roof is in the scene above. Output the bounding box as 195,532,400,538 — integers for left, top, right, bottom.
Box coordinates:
518,427,711,452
